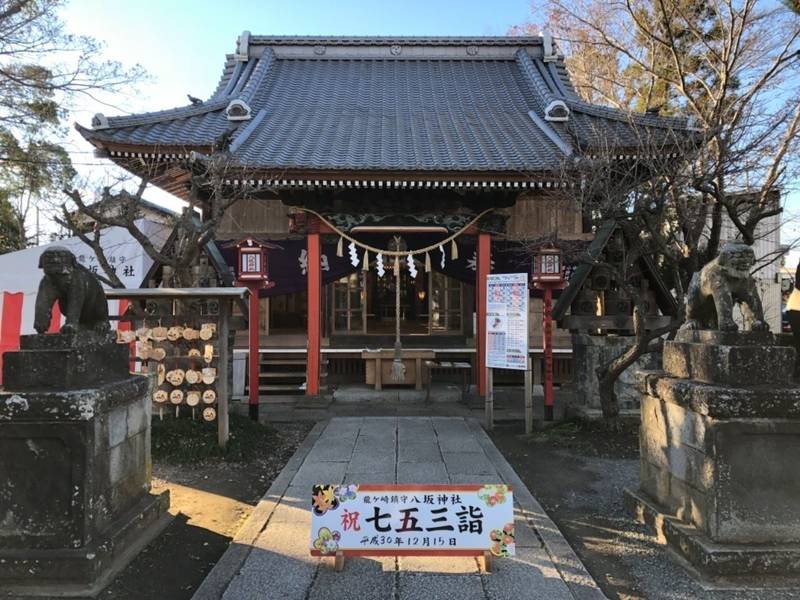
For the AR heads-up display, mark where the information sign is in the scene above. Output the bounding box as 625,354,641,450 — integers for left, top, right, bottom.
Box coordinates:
309,484,515,557
486,273,529,370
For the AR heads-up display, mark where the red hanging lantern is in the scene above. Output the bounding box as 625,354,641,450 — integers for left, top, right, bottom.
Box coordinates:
235,237,269,283
531,245,564,284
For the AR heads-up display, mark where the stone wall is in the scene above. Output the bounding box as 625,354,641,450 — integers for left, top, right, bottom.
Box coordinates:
98,381,153,530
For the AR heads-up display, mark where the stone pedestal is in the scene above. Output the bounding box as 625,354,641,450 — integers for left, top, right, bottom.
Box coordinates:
626,329,800,583
0,333,170,597
570,333,660,415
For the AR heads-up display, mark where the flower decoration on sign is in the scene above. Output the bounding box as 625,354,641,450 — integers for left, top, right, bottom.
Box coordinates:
334,484,358,503
489,522,515,557
313,527,341,555
312,484,340,515
477,484,509,506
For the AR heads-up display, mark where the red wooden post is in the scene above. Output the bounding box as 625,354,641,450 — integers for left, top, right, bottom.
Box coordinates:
0,291,24,386
542,286,554,420
235,236,273,421
476,233,491,395
117,300,136,373
248,287,260,420
307,231,321,395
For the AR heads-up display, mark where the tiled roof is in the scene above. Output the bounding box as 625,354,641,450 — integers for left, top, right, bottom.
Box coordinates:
78,35,689,175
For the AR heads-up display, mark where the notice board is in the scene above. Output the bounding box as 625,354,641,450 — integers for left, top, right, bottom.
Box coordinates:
485,273,529,371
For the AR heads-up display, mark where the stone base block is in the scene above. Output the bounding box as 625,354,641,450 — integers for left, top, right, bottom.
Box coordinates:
626,488,800,583
663,330,794,386
639,389,800,544
0,491,171,597
3,334,129,391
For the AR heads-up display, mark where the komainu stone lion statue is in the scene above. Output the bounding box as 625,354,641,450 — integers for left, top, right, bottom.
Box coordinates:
681,241,769,332
33,247,110,335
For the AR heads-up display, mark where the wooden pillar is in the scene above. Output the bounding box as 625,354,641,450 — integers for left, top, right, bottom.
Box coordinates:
307,231,321,395
542,286,554,420
218,299,231,448
248,286,260,420
476,232,491,395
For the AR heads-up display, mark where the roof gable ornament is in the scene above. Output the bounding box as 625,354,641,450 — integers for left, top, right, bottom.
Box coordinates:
225,99,252,121
236,30,251,62
541,31,557,63
91,113,109,130
544,100,570,122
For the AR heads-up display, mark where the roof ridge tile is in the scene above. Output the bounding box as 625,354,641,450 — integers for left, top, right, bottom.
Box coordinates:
101,100,228,130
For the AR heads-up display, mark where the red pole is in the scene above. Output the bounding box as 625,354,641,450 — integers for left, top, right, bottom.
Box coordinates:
0,291,24,386
248,285,260,420
476,233,491,395
117,299,135,373
307,231,321,395
542,285,554,420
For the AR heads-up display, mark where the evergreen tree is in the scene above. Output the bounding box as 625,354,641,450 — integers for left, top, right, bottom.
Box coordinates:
0,190,23,253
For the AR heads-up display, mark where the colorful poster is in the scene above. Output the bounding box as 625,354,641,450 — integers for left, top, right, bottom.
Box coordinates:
310,484,515,557
485,273,529,370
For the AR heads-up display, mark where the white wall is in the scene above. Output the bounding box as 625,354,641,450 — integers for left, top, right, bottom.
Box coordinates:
0,219,170,334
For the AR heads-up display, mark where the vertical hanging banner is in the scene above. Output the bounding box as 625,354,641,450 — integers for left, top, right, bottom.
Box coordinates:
486,273,529,371
310,484,515,557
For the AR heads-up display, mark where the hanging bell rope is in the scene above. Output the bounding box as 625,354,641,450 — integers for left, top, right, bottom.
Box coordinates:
391,256,405,382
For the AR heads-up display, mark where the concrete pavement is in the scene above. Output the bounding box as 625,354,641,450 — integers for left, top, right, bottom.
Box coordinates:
193,417,606,600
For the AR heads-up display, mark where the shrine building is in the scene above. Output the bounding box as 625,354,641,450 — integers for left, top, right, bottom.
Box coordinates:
77,34,685,398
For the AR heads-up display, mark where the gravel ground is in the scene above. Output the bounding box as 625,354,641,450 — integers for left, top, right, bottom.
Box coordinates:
491,422,800,600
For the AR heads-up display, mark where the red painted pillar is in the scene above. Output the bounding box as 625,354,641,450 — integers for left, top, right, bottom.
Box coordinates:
117,300,136,372
248,286,260,419
476,233,490,395
542,286,554,420
307,231,321,395
0,291,24,386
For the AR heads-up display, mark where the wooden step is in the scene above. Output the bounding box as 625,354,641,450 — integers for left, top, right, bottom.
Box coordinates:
260,358,308,366
255,384,306,393
259,371,307,379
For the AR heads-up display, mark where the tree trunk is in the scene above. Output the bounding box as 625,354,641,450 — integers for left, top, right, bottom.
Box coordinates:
595,305,676,421
596,365,620,421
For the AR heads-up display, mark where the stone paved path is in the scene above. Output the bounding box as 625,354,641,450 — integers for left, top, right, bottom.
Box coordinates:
193,417,606,600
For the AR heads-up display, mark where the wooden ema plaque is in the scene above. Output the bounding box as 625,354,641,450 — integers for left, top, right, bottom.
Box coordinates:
309,484,514,573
